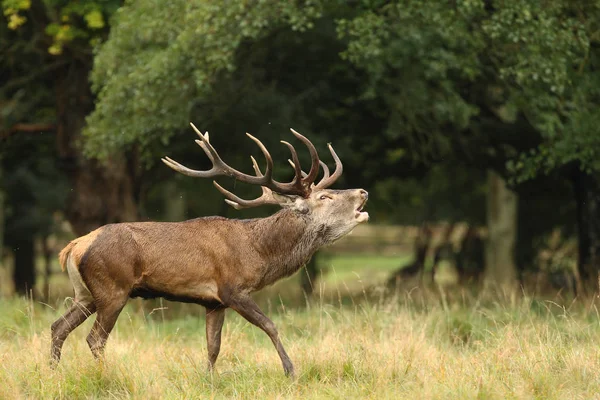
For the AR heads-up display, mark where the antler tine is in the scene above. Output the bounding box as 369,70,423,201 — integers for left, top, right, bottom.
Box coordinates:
288,159,331,189
250,156,263,177
286,159,330,180
213,181,279,210
289,129,320,187
161,156,200,177
194,131,215,162
194,140,215,162
212,155,280,209
246,133,273,181
190,123,220,164
288,159,308,178
281,140,304,188
315,143,343,189
251,156,275,196
319,160,330,181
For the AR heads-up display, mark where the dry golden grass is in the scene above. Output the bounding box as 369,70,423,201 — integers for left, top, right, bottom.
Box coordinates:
1,284,600,399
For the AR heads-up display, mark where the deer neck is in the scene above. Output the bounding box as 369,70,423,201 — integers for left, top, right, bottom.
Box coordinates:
249,209,328,286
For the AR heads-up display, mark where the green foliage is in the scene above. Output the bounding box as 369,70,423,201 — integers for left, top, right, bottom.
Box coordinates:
339,0,600,178
373,163,487,224
0,0,120,139
510,55,600,179
85,0,322,160
86,0,600,183
1,133,69,240
2,0,120,55
337,1,486,159
2,0,29,29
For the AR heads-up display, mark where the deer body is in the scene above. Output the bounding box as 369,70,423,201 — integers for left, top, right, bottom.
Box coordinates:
66,209,340,303
51,124,368,377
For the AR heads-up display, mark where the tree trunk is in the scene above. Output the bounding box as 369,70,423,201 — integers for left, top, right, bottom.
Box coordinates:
64,160,139,235
12,236,36,296
42,237,52,302
55,60,138,236
485,171,517,289
572,170,600,292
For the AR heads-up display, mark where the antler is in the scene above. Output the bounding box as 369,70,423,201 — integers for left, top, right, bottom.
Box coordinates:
213,156,281,210
287,143,343,190
314,144,343,189
162,123,329,208
162,123,274,186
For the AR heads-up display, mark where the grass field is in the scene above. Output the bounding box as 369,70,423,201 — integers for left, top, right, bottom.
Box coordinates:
1,254,600,399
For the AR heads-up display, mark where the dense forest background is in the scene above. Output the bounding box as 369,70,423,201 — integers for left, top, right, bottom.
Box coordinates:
1,0,599,297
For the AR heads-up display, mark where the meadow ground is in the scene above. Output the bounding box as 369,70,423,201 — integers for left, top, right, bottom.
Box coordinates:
1,254,600,399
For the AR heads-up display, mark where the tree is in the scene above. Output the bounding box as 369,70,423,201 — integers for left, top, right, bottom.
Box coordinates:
1,0,138,239
338,0,600,287
486,171,517,288
79,0,599,289
0,0,150,295
84,0,385,214
83,1,322,160
1,131,68,295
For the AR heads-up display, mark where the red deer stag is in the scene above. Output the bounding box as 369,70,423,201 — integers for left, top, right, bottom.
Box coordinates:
51,123,369,377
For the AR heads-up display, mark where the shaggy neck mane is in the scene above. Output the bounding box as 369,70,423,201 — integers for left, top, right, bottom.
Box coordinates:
248,208,328,286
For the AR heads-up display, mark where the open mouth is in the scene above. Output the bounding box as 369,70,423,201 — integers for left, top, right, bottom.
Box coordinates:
355,198,369,221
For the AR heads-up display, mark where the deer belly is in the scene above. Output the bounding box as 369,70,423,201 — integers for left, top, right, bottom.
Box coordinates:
129,280,222,307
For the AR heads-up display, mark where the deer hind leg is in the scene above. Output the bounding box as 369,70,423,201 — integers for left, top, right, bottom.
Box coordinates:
50,301,96,365
86,296,128,359
205,307,225,371
221,292,295,377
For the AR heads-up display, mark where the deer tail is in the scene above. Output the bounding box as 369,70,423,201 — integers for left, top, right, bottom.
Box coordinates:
58,240,78,272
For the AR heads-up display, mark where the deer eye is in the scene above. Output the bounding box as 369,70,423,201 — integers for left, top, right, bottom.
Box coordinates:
319,195,331,200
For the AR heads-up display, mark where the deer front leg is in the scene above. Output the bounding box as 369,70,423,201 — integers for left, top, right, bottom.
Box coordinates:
221,291,295,377
205,307,225,371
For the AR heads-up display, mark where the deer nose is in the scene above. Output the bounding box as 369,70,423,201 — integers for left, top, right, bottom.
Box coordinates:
359,189,368,199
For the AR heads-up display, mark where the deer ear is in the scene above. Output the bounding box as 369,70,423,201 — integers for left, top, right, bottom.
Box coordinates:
271,193,309,214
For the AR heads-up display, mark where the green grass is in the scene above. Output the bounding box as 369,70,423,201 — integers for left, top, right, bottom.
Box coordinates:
1,254,600,399
322,253,409,284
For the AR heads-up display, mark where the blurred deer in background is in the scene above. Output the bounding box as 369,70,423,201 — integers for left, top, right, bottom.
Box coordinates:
51,123,369,377
431,223,457,282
